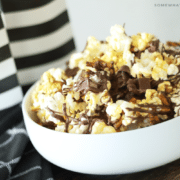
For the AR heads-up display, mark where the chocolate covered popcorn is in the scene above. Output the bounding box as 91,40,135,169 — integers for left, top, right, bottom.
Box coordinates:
31,25,180,134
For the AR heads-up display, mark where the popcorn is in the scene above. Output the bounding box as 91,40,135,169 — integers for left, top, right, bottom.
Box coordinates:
66,91,86,116
91,122,116,134
49,68,67,81
158,81,172,93
69,52,85,69
120,101,137,126
33,70,65,97
107,24,132,52
145,89,162,105
69,37,108,70
55,123,73,133
106,100,123,122
167,64,179,75
132,33,154,51
69,124,88,134
31,24,180,134
85,90,111,115
101,49,126,72
86,36,107,58
106,24,134,69
131,59,156,78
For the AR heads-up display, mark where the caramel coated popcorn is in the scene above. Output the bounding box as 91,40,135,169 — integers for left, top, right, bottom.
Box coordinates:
31,25,180,134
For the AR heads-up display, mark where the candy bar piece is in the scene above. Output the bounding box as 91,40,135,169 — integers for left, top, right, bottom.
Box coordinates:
119,65,130,74
148,39,160,53
65,67,79,77
74,70,108,95
138,78,151,93
127,79,140,94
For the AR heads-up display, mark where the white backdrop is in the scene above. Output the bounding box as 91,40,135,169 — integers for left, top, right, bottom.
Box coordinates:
66,0,180,51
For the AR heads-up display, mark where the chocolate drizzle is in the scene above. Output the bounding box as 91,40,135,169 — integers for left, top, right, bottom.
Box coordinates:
164,50,180,57
151,79,164,89
127,105,170,115
63,103,70,133
109,65,131,102
169,74,180,86
47,107,65,122
63,105,109,134
134,51,143,59
127,91,174,124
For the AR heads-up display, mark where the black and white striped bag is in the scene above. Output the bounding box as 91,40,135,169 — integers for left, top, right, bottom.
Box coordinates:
0,1,75,179
0,0,75,111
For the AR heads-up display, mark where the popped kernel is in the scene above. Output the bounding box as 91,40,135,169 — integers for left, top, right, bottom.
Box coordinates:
91,122,116,134
132,33,154,51
158,81,172,93
106,24,132,52
69,124,88,134
85,90,111,114
49,68,67,81
167,64,179,75
106,100,123,122
66,91,86,116
145,89,162,105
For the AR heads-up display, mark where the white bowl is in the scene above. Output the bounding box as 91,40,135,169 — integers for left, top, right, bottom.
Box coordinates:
22,82,180,175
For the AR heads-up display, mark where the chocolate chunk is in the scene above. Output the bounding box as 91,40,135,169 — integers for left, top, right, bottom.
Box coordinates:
127,78,151,95
76,79,90,95
148,39,160,53
116,73,130,88
119,65,130,74
116,67,130,89
124,91,135,101
138,78,151,92
109,67,131,101
127,79,138,85
127,79,140,95
127,83,137,92
74,70,108,95
65,67,79,77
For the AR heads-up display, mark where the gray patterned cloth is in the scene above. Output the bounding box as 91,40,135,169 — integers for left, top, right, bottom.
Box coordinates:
0,0,75,179
0,114,54,180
